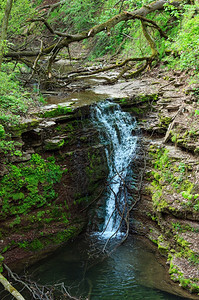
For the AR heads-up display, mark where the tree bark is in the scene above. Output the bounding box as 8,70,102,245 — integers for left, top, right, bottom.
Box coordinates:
0,0,13,70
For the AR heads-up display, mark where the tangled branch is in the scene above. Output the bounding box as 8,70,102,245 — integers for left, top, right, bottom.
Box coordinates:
1,264,81,300
3,0,181,83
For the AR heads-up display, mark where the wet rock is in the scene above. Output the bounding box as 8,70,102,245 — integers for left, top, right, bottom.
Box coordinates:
9,118,42,137
44,137,65,150
10,152,31,163
39,120,56,128
38,102,74,118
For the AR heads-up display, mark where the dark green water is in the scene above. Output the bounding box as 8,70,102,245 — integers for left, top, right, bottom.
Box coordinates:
28,234,188,300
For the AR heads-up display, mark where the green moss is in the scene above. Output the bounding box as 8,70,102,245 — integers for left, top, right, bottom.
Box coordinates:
119,98,128,104
158,116,172,129
29,239,44,251
45,138,65,150
52,226,78,244
40,105,72,118
0,254,4,272
137,93,159,102
0,125,5,138
194,147,199,154
128,107,144,114
148,146,198,213
168,255,199,293
0,154,63,217
9,119,41,136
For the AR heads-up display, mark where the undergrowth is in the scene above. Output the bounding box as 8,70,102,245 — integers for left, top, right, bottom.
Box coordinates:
0,63,40,126
163,4,199,77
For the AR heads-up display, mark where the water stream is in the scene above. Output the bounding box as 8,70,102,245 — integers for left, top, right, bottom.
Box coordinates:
91,101,137,237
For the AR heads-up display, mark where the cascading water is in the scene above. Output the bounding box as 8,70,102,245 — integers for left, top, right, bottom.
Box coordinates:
92,100,138,238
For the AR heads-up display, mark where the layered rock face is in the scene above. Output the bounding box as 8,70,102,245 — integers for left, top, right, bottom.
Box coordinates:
0,101,108,267
129,75,199,297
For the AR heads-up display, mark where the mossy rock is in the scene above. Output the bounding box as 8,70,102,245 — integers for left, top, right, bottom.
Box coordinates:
136,93,159,102
44,138,65,150
158,116,172,129
39,104,73,118
158,241,169,256
9,118,42,136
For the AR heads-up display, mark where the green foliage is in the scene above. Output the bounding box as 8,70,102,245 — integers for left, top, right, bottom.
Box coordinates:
0,0,35,35
149,147,199,212
0,124,5,139
0,254,4,272
53,0,103,33
195,109,199,116
163,2,181,19
165,5,199,72
9,215,21,228
0,133,23,155
0,154,63,217
0,63,37,125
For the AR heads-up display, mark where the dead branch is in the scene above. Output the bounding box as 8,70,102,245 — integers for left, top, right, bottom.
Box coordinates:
3,263,81,300
0,272,25,300
164,105,185,143
28,39,44,82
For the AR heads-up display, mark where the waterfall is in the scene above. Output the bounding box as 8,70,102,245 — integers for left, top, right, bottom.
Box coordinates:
91,100,137,238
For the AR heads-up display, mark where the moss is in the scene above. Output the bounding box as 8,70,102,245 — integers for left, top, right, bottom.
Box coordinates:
52,226,77,244
194,147,199,154
158,242,169,256
0,254,4,272
119,98,128,104
40,105,73,118
127,107,145,114
168,255,199,293
150,238,158,245
0,125,5,138
28,239,44,251
158,116,172,129
137,93,159,102
44,138,65,150
0,154,63,218
9,119,41,136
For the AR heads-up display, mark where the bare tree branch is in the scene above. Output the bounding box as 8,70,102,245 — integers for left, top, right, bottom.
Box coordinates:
0,271,25,300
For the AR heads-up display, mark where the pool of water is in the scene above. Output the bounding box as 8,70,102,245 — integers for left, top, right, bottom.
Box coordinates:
28,234,188,300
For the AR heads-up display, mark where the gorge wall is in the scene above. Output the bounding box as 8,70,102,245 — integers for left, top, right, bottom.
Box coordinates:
0,101,109,268
0,70,199,298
